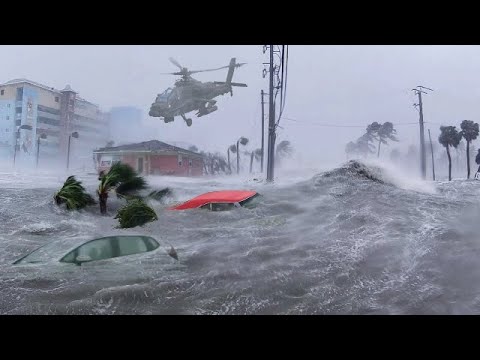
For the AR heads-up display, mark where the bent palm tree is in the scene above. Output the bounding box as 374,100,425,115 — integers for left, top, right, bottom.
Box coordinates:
460,120,479,179
236,137,249,174
227,144,237,174
439,126,463,181
115,198,158,229
377,122,398,158
276,140,293,159
97,162,148,214
54,176,96,210
249,149,262,173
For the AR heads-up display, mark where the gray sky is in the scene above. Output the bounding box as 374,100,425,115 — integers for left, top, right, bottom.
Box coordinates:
3,45,480,167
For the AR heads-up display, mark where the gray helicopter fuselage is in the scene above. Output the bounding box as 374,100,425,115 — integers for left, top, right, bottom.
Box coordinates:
148,57,246,126
150,81,229,118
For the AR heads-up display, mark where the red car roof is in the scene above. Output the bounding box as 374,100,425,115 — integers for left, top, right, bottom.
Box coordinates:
169,190,257,210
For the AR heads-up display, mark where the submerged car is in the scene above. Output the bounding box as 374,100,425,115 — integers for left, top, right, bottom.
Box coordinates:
169,190,260,211
13,235,178,266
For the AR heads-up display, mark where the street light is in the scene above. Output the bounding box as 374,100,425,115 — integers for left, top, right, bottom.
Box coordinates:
13,124,33,167
66,131,79,170
36,133,47,168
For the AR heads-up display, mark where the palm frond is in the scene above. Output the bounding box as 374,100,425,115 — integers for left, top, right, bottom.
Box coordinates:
54,176,96,210
114,199,158,229
116,176,148,197
147,188,172,201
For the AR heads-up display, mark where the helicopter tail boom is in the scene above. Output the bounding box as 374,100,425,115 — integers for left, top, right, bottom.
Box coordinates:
226,58,237,84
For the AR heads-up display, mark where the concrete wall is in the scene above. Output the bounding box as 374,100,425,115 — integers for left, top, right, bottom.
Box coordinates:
0,84,18,99
0,100,15,150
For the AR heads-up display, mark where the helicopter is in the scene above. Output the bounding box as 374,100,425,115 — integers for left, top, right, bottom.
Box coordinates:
148,57,247,127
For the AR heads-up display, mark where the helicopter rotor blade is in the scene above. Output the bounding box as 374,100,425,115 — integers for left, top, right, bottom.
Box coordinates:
169,57,183,70
188,62,247,75
188,65,231,75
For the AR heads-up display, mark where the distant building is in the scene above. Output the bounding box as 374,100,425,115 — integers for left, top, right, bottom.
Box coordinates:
0,79,109,165
93,140,204,176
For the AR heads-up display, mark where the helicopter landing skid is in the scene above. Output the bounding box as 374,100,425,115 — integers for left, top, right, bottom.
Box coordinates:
180,114,193,127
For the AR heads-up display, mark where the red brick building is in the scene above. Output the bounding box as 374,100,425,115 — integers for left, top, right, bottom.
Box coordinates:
93,140,204,176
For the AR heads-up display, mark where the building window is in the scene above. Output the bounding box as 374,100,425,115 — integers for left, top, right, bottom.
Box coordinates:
189,159,192,167
178,155,183,167
1,90,4,96
16,87,23,101
55,97,59,103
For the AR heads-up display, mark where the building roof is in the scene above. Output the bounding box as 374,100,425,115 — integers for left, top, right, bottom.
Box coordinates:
169,191,258,210
3,78,60,93
1,78,97,107
94,140,202,157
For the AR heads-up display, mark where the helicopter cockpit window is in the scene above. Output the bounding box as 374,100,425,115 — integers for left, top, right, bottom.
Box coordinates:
157,88,173,103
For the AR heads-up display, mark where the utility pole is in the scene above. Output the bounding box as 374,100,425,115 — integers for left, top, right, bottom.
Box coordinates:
263,45,288,182
412,85,433,180
266,46,276,182
428,129,435,181
261,90,265,173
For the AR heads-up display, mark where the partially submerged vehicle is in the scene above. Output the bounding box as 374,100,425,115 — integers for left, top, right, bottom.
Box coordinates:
169,190,260,211
13,235,178,266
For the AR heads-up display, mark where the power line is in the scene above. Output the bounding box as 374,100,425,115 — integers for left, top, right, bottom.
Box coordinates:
282,117,426,128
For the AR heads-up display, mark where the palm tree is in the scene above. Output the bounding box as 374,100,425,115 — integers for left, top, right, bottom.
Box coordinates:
276,140,293,166
114,198,158,229
54,176,96,210
356,134,376,158
249,149,262,173
377,122,398,158
236,137,249,174
366,122,381,143
227,144,237,174
439,126,463,181
276,140,293,158
97,162,148,214
460,120,479,179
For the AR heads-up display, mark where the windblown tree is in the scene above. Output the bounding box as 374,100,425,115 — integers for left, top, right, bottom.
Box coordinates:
249,149,263,173
276,140,293,166
188,145,199,153
356,133,376,158
115,198,158,229
236,137,249,174
377,122,398,158
366,122,381,144
227,144,237,174
203,152,228,175
460,120,479,179
54,176,96,210
276,140,293,158
97,162,148,214
439,126,463,181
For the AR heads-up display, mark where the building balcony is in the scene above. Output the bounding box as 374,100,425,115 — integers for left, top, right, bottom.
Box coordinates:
15,101,23,108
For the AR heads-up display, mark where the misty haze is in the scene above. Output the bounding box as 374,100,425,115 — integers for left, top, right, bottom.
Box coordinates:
2,45,480,315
